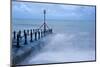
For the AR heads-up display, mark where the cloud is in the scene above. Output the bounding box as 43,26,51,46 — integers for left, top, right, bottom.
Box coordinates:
12,1,96,20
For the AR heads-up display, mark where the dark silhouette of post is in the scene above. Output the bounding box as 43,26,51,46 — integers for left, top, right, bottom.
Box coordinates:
33,29,34,34
38,30,40,39
19,30,21,36
30,29,33,42
24,30,27,44
16,33,20,48
13,31,16,40
34,31,37,40
18,30,22,40
41,30,43,38
44,10,46,33
50,29,52,33
43,10,47,36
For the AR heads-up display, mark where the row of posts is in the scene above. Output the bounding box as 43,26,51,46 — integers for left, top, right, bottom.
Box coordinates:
13,29,52,48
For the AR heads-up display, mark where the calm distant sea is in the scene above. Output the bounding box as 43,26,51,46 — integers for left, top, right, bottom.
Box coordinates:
12,19,95,34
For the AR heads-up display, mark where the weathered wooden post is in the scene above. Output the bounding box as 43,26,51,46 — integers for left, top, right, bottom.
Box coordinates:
38,30,40,39
19,30,21,36
34,31,37,41
27,29,29,36
41,30,43,38
33,29,34,34
30,29,33,42
18,30,22,40
13,31,16,40
24,30,27,44
16,33,20,48
49,29,52,34
51,29,52,33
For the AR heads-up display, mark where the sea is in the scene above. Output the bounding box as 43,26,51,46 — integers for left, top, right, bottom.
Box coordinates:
12,19,96,65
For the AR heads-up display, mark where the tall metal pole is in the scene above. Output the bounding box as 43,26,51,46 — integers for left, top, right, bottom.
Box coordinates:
44,10,46,32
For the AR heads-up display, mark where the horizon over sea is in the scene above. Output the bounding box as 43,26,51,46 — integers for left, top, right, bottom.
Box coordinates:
12,19,95,33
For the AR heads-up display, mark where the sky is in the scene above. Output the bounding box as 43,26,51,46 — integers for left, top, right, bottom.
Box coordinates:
12,1,96,21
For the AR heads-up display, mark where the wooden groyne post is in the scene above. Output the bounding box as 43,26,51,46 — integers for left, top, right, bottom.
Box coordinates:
24,30,27,44
27,29,29,36
38,30,40,39
34,31,37,41
13,31,16,40
16,33,20,48
30,29,33,42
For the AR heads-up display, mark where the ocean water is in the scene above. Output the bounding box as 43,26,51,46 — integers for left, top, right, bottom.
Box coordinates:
12,19,95,33
12,19,96,64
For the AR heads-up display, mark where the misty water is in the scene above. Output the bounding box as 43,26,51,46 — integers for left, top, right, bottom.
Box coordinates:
12,19,95,65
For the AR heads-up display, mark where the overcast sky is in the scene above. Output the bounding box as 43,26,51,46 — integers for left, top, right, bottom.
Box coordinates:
12,1,96,21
